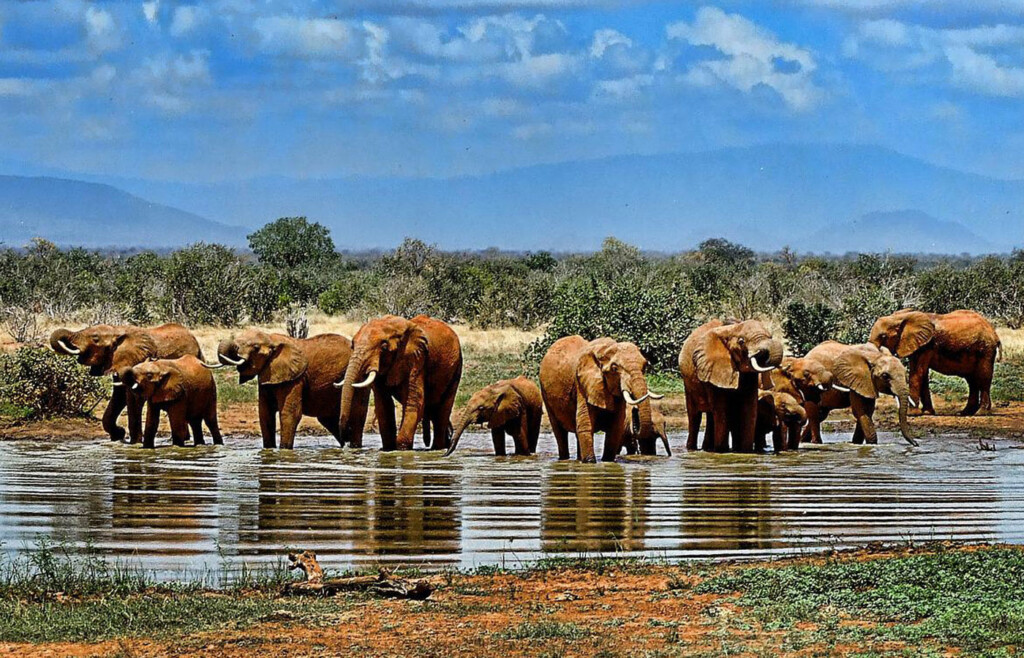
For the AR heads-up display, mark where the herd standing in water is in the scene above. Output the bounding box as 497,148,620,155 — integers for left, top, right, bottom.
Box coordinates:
48,309,1000,462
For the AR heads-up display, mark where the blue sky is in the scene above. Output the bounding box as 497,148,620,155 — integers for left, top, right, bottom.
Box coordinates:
2,0,1024,182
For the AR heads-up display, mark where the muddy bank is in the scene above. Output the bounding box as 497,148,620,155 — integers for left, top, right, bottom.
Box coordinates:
4,395,1024,442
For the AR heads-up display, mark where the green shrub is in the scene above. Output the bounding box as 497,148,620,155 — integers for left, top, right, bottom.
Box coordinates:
783,301,839,356
0,348,106,419
163,243,248,326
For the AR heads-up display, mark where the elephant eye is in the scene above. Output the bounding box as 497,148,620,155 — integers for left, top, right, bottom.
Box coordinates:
738,337,745,345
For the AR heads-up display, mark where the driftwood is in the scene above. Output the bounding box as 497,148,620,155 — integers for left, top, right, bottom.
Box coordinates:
284,551,433,600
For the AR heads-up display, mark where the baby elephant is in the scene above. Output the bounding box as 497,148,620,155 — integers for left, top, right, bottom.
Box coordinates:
622,405,672,456
125,355,221,449
445,376,543,456
755,390,807,453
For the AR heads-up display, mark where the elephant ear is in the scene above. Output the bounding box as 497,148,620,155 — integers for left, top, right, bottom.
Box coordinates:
109,331,158,373
693,331,739,390
833,348,876,399
490,385,523,428
150,367,185,405
576,341,615,410
260,337,308,386
896,313,935,357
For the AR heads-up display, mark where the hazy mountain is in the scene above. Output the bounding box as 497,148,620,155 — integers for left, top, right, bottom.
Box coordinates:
0,176,246,249
2,143,1022,253
797,210,995,255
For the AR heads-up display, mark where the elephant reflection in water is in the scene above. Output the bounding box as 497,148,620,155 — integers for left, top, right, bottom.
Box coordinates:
110,452,219,548
250,453,461,564
678,474,778,554
540,464,650,555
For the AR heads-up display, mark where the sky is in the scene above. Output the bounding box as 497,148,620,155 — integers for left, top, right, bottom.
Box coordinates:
2,0,1024,183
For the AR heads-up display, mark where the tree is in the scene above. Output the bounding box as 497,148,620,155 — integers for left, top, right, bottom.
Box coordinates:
247,217,337,269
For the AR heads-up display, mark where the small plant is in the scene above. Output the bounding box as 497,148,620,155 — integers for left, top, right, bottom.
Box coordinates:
0,347,106,419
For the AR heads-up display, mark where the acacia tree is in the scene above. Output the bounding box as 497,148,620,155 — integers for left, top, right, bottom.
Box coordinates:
247,217,337,269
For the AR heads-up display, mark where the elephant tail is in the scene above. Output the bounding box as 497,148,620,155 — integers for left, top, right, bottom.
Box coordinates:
997,340,1003,363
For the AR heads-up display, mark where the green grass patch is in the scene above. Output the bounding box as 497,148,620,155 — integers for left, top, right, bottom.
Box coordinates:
697,547,1024,651
929,362,1024,403
497,620,593,641
213,372,258,404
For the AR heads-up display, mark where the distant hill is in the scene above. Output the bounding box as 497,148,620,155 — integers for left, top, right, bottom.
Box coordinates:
3,143,1022,253
797,210,995,255
0,176,246,249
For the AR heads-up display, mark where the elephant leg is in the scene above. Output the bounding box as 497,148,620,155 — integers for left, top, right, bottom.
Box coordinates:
318,415,343,445
344,391,370,448
574,399,598,463
550,418,571,461
422,417,432,449
168,406,189,447
703,412,717,452
770,426,783,453
491,428,507,456
978,357,995,415
376,391,398,452
787,422,802,450
277,384,303,450
206,404,223,446
804,401,823,444
961,378,981,417
258,390,277,449
733,385,758,454
851,396,877,444
919,369,936,415
908,354,928,412
143,403,160,449
685,391,702,451
527,408,541,454
102,387,128,442
431,381,458,452
711,399,730,453
601,408,627,462
395,381,424,452
126,393,144,444
513,418,531,456
189,417,205,445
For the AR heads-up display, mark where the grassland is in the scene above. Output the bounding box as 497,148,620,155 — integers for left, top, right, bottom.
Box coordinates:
2,542,1023,656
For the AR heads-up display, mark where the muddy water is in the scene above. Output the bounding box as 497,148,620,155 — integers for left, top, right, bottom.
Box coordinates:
0,433,1022,578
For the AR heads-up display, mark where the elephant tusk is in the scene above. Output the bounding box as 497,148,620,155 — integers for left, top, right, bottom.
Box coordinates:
218,353,246,366
201,362,225,369
131,382,139,391
57,339,81,355
832,383,851,393
648,391,664,400
351,371,377,389
749,356,775,373
333,379,344,389
818,384,828,391
894,395,901,410
622,390,649,405
111,380,124,387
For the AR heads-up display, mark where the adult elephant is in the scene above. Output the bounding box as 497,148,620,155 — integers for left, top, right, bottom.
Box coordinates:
444,376,543,457
805,341,918,446
869,309,1000,416
336,315,462,452
679,320,784,453
49,323,201,443
539,336,663,463
770,355,837,444
207,330,356,449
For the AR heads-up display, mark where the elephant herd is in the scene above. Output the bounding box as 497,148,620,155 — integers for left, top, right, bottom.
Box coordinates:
48,308,1001,462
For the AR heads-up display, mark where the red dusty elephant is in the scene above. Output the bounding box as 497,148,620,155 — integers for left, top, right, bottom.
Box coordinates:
869,309,1000,416
49,323,201,443
679,319,784,453
208,330,355,449
337,315,463,452
123,355,221,449
444,376,543,457
769,355,838,445
540,336,663,463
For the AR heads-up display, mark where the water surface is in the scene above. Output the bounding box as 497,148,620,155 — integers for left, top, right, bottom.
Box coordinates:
1,432,1021,578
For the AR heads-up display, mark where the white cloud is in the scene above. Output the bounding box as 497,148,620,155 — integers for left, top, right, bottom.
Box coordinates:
143,1,160,26
170,6,205,37
592,73,652,99
502,52,577,87
253,16,364,59
135,50,212,114
668,7,822,111
590,28,631,58
85,6,121,53
0,78,35,97
946,44,1024,96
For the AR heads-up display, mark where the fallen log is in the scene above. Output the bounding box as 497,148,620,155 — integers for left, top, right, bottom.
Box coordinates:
283,551,433,600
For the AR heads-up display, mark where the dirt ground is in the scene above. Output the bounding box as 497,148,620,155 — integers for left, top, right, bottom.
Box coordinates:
0,544,973,658
3,393,1023,443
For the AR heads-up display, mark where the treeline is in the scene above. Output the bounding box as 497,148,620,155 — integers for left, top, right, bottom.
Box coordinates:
2,217,1024,372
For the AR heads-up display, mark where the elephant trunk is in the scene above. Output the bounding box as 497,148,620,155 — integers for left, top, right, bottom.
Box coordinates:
444,409,479,457
625,376,654,447
216,339,246,366
750,338,784,372
338,354,369,434
49,329,80,355
891,378,918,447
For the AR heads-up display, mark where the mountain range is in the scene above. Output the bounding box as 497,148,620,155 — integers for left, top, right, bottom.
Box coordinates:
0,144,1019,254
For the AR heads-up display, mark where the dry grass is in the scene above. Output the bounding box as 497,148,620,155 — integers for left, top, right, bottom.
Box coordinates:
997,327,1024,363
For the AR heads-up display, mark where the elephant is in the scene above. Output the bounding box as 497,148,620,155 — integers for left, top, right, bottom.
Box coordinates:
123,355,221,449
679,319,784,453
49,323,201,443
622,405,672,456
337,315,463,452
444,376,543,457
539,336,664,463
206,330,355,449
869,309,1001,416
804,341,919,446
769,355,838,445
754,390,807,453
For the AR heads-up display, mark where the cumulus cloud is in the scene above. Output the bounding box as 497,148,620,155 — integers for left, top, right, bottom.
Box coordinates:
143,1,160,26
170,6,206,37
667,7,822,111
135,50,212,114
591,28,631,58
946,44,1024,96
85,6,121,52
253,16,364,59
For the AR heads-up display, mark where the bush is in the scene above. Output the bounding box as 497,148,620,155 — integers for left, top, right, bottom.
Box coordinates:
0,348,106,419
783,301,839,356
164,243,248,326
